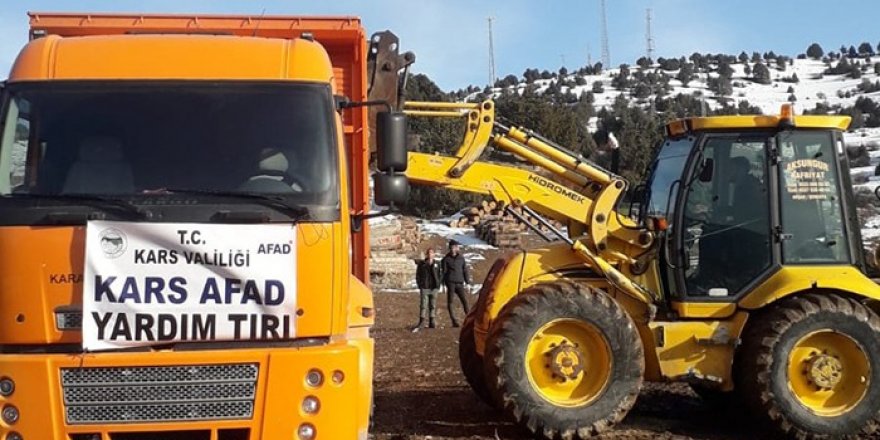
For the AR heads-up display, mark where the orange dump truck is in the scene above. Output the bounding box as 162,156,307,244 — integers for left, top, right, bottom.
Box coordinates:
0,12,411,440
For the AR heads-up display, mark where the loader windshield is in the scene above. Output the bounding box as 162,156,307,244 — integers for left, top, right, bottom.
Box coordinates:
0,81,339,220
644,137,693,217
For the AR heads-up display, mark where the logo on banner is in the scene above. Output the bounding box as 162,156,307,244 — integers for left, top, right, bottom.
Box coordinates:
99,228,127,259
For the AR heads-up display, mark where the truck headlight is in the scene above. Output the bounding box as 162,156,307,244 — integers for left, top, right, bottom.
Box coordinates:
0,378,13,397
302,396,320,414
2,405,19,424
305,369,323,388
297,423,316,440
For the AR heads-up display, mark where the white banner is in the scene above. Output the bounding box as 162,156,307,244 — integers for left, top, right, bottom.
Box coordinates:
83,221,297,351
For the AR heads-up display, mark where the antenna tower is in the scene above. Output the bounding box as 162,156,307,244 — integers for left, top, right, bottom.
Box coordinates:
487,16,497,85
646,8,655,61
600,0,610,67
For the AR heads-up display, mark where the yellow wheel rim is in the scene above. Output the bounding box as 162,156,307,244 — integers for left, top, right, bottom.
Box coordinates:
525,319,611,407
787,330,871,417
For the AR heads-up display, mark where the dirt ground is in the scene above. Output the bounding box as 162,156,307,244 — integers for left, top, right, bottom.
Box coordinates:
370,290,759,440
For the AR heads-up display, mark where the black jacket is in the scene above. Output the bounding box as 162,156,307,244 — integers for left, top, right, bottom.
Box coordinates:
416,258,442,289
441,253,471,284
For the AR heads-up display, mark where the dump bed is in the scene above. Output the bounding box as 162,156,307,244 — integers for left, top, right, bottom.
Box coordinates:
28,12,372,280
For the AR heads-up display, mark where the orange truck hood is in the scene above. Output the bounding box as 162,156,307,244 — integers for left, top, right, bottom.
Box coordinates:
0,223,336,346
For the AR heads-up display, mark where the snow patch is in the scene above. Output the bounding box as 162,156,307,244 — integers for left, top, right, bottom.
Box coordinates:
418,221,496,250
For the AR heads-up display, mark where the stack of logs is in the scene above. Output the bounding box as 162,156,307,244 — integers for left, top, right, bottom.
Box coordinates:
369,216,422,289
451,200,565,249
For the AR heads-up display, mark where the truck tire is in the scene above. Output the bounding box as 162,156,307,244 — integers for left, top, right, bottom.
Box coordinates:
483,281,643,439
737,293,880,439
459,313,493,406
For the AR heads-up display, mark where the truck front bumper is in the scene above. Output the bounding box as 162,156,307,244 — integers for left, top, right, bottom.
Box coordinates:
0,341,370,440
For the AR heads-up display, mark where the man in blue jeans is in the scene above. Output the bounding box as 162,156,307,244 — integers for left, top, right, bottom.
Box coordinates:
441,240,471,327
412,248,442,332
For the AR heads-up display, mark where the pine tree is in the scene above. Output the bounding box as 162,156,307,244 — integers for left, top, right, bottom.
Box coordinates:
676,63,695,87
806,43,824,59
776,57,787,71
849,46,859,58
709,76,733,96
718,61,734,78
738,51,749,63
859,42,875,55
752,62,772,84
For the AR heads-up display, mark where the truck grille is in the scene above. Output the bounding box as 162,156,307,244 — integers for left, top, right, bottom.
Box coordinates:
60,363,258,424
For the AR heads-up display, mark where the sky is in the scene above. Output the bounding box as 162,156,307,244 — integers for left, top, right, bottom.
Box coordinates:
1,1,879,91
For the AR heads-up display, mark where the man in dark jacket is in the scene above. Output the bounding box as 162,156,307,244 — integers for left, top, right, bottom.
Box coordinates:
441,240,471,327
412,248,442,332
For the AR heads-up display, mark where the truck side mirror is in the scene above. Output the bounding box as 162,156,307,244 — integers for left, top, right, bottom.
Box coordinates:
373,110,409,207
373,173,409,206
376,111,408,172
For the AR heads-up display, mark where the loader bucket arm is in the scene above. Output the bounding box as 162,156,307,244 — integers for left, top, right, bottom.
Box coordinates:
404,100,658,305
366,31,415,158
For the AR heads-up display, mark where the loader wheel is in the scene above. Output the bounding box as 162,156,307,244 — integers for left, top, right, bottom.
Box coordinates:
459,313,493,406
484,281,643,439
737,293,880,439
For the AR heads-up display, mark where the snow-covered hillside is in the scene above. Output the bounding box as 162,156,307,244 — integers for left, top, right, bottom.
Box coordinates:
474,56,880,119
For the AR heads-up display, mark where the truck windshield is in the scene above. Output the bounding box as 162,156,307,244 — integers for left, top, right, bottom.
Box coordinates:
0,82,338,208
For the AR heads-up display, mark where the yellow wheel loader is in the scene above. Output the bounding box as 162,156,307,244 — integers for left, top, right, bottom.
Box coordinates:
403,100,880,439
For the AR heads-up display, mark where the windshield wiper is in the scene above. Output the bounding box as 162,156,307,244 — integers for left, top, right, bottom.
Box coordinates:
2,193,152,219
161,188,309,220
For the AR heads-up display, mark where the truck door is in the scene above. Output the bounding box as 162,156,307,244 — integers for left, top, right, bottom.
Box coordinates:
673,134,776,299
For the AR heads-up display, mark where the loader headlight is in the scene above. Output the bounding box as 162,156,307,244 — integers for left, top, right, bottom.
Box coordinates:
6,432,22,440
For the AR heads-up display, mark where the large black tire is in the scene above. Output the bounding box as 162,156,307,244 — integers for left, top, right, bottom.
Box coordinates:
484,281,644,439
737,293,880,439
459,313,494,406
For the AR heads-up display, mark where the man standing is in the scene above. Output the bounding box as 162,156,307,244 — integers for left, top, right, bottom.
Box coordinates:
441,240,471,327
412,248,442,332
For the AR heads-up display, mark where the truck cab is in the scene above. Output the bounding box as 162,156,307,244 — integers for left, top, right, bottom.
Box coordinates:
0,13,406,440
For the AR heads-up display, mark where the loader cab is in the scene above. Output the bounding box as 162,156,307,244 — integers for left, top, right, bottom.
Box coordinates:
645,106,860,303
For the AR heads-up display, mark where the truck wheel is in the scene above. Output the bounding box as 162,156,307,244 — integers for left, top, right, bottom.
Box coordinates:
737,293,880,439
484,281,643,439
459,313,493,406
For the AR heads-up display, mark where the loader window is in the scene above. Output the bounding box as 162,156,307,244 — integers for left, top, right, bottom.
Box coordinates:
680,136,772,297
778,131,849,263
